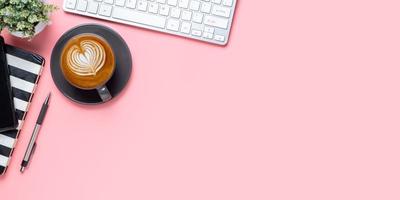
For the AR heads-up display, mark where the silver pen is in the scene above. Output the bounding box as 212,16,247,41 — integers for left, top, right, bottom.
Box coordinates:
20,93,51,173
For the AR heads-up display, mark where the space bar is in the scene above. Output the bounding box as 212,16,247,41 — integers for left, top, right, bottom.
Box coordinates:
112,7,166,28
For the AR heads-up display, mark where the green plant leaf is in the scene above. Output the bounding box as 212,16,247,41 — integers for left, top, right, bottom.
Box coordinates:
0,0,57,38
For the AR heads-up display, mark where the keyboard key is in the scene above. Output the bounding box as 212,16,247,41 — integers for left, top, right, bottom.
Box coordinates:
166,19,180,31
115,0,125,6
191,29,202,36
189,1,200,10
214,34,225,42
77,0,88,11
126,0,136,8
211,0,221,4
222,0,233,6
204,15,228,29
192,12,203,23
180,21,191,34
159,5,170,15
191,22,202,30
170,7,181,18
104,0,113,4
204,26,214,33
99,4,112,16
157,0,166,3
181,10,192,21
137,0,147,11
212,5,230,18
148,2,159,13
200,2,211,13
167,0,177,6
87,1,99,13
178,0,189,8
113,6,166,28
203,32,213,39
65,0,77,9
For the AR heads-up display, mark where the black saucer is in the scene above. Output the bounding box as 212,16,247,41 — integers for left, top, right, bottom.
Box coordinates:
51,24,132,104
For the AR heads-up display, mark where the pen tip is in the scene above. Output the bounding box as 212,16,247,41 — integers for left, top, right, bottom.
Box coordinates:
20,166,25,173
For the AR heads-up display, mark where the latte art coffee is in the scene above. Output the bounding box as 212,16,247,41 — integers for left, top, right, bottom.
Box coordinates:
60,34,115,90
67,40,106,76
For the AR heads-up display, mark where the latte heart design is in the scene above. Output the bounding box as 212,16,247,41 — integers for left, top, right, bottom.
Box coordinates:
66,40,106,76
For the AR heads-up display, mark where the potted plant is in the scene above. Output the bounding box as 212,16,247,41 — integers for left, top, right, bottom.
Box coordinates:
0,0,57,38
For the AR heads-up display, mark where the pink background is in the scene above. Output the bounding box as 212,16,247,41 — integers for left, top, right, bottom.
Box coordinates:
1,0,400,199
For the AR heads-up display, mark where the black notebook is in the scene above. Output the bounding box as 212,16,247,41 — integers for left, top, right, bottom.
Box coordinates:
0,37,18,132
0,45,44,175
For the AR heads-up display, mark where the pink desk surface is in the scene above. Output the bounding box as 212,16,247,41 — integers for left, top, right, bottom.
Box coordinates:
1,0,400,199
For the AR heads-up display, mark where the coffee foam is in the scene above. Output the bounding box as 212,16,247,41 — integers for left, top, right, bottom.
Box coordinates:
66,40,106,76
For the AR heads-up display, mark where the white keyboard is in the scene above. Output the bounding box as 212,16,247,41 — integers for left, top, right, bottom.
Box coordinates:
63,0,237,45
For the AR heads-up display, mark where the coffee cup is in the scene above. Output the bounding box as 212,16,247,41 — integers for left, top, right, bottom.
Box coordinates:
60,33,115,102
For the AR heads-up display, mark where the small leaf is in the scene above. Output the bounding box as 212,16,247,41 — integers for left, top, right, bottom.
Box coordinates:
0,0,57,38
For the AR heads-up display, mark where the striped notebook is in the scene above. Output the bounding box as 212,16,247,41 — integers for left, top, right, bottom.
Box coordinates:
0,45,44,175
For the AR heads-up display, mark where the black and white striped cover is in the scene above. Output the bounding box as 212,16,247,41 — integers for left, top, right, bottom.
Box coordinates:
0,45,44,175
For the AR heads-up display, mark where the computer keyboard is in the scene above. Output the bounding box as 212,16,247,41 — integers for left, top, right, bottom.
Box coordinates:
63,0,237,45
